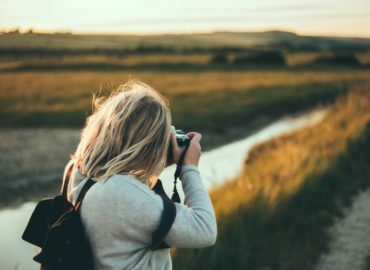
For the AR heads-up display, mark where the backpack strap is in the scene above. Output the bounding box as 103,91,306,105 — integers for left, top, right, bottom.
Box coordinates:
61,162,74,198
151,179,177,250
61,162,96,210
75,179,97,211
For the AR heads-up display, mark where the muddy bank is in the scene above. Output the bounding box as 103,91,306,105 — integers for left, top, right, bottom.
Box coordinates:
0,128,79,208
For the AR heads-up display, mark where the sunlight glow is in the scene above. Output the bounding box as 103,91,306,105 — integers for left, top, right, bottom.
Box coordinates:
0,0,370,37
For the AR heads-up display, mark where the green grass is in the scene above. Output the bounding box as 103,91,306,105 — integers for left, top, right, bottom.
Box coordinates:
172,84,370,270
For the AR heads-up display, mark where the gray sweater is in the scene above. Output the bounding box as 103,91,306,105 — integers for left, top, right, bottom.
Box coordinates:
67,164,217,270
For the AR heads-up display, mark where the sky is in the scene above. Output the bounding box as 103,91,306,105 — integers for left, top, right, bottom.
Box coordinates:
1,0,370,37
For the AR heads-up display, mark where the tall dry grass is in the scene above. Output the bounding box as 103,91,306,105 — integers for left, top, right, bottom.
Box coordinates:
1,70,370,128
173,84,370,270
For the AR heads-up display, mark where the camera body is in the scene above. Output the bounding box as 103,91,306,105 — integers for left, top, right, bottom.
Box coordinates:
167,126,191,162
174,128,191,147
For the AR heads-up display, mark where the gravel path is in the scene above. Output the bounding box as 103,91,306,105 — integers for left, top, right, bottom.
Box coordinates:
316,189,370,270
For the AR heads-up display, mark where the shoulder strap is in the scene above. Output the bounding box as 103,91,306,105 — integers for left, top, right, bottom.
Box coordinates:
75,179,97,211
61,162,96,210
151,179,177,250
61,162,74,198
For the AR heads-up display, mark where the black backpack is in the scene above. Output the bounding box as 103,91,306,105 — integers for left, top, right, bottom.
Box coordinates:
22,165,177,270
22,164,96,270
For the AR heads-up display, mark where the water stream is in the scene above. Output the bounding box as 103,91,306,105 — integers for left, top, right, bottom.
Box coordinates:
0,108,327,270
159,108,327,199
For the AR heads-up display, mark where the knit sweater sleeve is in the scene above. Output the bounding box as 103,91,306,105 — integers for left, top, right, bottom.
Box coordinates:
94,165,217,250
163,165,217,248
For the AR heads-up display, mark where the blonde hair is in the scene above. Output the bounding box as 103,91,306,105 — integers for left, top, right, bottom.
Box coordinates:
70,80,171,186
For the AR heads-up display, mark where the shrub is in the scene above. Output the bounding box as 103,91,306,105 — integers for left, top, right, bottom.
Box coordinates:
233,50,286,66
209,53,229,65
313,52,361,66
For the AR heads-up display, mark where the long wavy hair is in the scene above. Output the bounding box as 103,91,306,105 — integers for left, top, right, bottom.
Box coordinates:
68,80,172,186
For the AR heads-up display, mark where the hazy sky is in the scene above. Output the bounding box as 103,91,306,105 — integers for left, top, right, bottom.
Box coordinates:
1,0,370,37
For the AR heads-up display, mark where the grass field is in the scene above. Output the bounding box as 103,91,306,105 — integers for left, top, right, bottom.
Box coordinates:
172,84,370,269
1,52,370,70
1,32,369,131
1,31,370,52
1,32,370,75
1,69,370,131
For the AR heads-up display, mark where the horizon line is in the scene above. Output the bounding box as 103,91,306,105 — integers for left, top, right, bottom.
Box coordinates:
1,27,370,39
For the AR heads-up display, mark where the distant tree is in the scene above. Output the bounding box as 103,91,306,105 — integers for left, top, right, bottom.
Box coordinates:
135,44,175,54
313,52,361,66
5,28,20,34
209,53,228,65
233,50,286,66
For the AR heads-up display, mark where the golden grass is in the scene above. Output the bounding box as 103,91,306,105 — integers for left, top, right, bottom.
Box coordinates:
173,84,370,270
285,52,330,66
1,70,370,114
357,51,370,65
211,84,370,216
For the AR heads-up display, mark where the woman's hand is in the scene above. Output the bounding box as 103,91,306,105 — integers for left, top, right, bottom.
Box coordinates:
183,132,202,166
170,131,202,166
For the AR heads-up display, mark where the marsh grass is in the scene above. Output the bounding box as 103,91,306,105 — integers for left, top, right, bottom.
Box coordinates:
173,84,370,270
1,69,369,129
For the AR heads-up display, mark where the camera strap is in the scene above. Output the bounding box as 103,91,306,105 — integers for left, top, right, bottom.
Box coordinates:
171,143,190,203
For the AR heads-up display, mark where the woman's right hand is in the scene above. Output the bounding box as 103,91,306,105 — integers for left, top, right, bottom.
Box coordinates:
170,131,202,166
183,132,202,166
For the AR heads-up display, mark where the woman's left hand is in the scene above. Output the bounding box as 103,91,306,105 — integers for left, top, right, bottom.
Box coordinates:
166,131,186,167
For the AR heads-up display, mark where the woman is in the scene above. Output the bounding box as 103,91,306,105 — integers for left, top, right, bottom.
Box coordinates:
63,80,217,269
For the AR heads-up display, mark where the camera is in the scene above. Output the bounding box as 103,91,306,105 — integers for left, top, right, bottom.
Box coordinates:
173,126,191,147
167,126,191,162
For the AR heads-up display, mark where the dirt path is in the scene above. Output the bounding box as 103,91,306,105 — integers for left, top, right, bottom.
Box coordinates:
316,189,370,270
